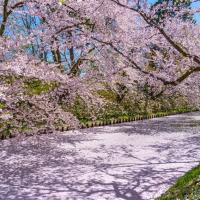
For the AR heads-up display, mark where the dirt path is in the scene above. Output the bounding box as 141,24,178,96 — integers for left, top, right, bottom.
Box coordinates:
0,112,200,200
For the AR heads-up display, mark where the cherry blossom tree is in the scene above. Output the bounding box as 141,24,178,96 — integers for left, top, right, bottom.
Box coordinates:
0,0,199,137
107,0,200,96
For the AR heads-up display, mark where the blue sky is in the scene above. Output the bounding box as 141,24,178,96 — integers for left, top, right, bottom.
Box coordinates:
148,0,200,22
192,1,200,22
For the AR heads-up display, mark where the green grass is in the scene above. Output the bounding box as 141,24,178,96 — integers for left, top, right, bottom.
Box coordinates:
0,102,6,109
0,121,12,139
157,165,200,200
0,74,58,96
79,106,198,126
97,89,118,102
24,79,58,95
0,74,18,84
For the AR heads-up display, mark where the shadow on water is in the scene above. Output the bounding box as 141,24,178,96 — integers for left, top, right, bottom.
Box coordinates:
92,112,200,135
0,112,200,200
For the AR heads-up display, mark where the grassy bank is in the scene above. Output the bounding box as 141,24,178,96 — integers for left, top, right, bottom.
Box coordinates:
0,74,199,138
157,165,200,200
